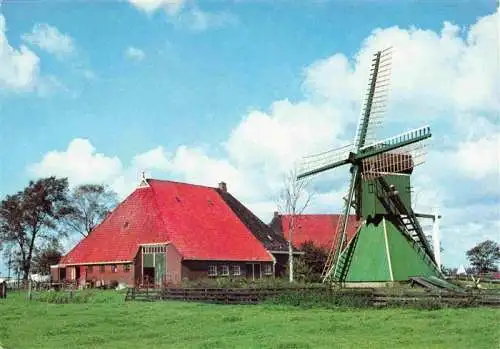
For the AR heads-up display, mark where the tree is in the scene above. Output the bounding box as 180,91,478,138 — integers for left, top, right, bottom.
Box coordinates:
295,241,328,282
466,240,500,274
277,167,313,283
64,184,118,237
0,177,71,281
31,240,63,275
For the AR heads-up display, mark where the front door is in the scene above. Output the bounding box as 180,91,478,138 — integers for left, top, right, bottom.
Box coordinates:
142,245,167,287
143,267,155,286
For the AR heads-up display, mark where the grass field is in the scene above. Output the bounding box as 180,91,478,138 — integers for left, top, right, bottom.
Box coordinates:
1,291,499,349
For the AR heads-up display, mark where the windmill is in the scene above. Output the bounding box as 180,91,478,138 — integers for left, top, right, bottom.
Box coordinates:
297,48,441,284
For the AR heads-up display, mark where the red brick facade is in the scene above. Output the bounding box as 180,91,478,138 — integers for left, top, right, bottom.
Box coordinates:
53,247,274,287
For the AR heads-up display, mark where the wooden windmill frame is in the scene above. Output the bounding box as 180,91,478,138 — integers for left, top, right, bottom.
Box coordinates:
297,48,441,284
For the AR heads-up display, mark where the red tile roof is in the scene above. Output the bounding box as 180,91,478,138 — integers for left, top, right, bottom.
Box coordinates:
278,214,360,250
60,179,273,265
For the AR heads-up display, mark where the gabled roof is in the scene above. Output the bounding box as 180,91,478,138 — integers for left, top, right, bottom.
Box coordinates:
217,190,289,252
270,214,360,250
61,179,273,265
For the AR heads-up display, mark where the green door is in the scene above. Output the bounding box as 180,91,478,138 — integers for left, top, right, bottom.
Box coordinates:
154,253,165,285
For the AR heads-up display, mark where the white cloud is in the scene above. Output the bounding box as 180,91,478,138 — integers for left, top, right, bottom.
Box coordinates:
454,133,500,180
125,46,145,61
28,139,123,186
128,0,236,31
128,0,186,15
303,11,500,126
22,23,75,58
176,8,238,31
133,146,170,171
0,14,40,91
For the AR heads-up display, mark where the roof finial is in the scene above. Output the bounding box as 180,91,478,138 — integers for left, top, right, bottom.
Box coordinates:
138,170,150,188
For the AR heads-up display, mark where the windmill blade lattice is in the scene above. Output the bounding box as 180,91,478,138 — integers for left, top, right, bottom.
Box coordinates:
361,129,430,180
297,144,352,179
354,47,393,150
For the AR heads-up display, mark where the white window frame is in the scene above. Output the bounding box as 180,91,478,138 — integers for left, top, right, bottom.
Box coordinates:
208,265,217,277
263,263,273,276
231,265,241,276
220,265,229,276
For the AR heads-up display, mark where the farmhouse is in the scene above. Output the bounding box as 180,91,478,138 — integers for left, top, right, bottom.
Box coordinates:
269,212,360,250
52,178,290,287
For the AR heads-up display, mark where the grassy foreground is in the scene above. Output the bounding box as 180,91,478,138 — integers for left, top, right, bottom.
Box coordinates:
0,291,499,349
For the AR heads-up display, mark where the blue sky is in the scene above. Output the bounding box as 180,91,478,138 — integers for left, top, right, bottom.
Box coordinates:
0,0,498,275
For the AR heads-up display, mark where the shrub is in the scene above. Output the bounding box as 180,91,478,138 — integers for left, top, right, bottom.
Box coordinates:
37,290,95,304
265,288,372,309
179,277,324,290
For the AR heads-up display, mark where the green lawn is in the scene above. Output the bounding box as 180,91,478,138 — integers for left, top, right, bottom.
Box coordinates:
0,291,499,349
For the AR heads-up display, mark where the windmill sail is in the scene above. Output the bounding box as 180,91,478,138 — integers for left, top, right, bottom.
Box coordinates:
297,144,352,179
295,47,441,285
354,47,392,150
360,126,431,179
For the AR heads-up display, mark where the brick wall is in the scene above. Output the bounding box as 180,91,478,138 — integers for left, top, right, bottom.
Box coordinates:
165,244,182,285
65,263,135,286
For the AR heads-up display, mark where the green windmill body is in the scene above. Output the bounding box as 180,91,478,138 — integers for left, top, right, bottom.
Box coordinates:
298,48,441,284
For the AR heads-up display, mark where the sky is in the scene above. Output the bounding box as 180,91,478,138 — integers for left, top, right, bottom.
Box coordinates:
0,0,499,275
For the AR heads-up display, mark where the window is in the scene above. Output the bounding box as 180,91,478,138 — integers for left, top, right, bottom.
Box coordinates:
87,265,93,273
231,265,241,276
208,265,217,277
263,264,273,276
123,264,131,272
220,265,229,276
99,265,105,273
111,264,117,273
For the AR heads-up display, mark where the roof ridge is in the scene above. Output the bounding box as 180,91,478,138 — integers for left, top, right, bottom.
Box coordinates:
147,178,218,190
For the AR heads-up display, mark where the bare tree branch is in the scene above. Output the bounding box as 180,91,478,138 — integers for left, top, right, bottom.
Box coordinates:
275,166,315,282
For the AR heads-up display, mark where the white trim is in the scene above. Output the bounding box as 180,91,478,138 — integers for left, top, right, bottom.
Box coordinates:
138,242,170,246
383,218,394,282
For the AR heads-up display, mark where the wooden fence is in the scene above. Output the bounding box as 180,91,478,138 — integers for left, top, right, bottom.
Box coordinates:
125,287,500,307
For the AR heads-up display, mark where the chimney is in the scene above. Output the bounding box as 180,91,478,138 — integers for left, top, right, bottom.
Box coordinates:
273,211,279,218
218,181,227,192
